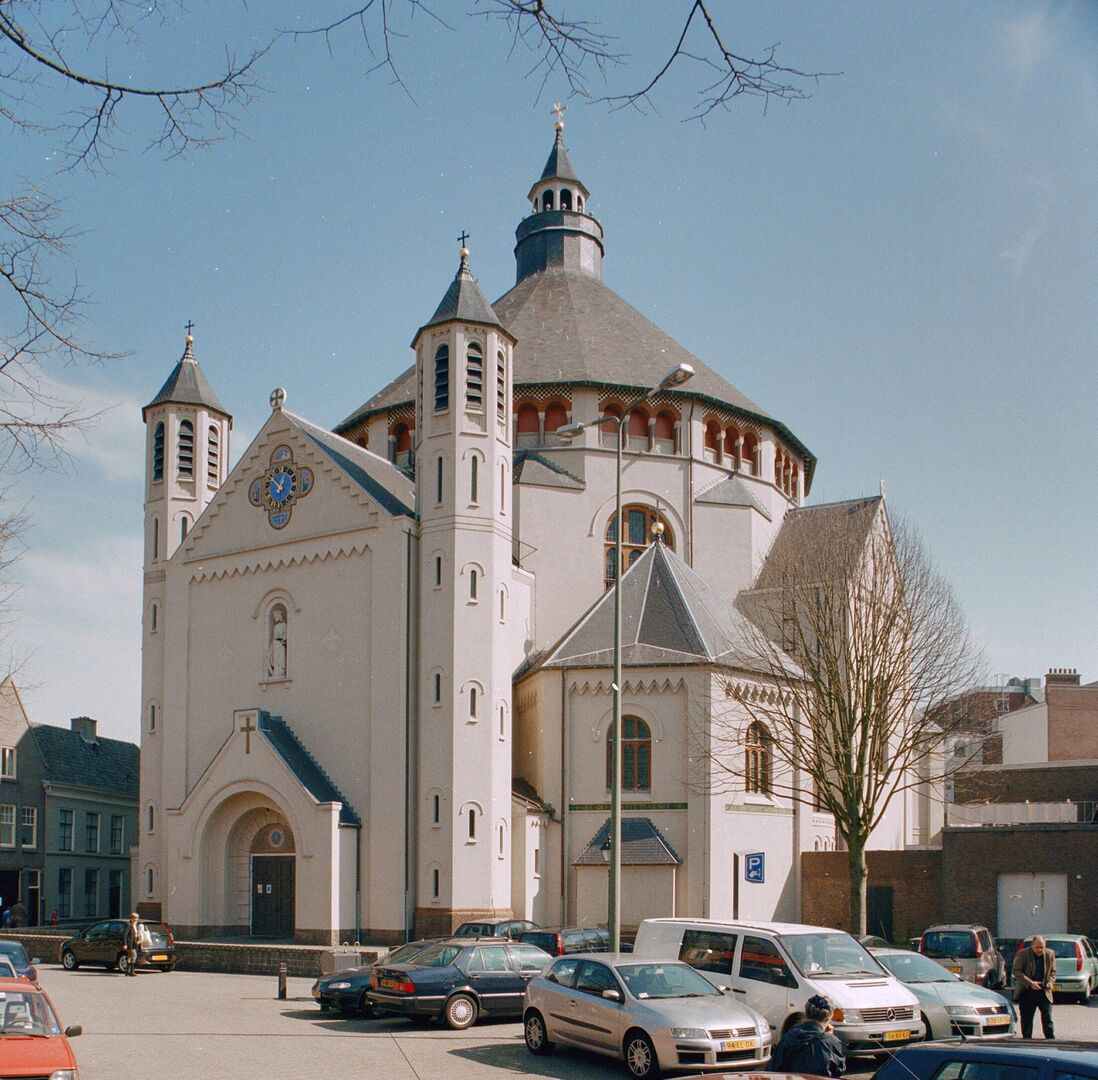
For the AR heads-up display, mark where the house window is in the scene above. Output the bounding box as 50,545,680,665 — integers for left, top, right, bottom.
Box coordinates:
470,455,478,503
152,421,165,481
467,808,477,841
604,506,674,588
58,809,73,851
108,869,123,917
432,794,440,826
207,424,220,484
84,868,98,917
606,716,651,792
177,419,194,478
110,815,125,855
58,868,72,919
0,746,14,779
745,722,772,795
85,812,100,853
147,805,155,833
20,806,36,848
434,345,449,411
0,805,14,847
466,343,483,408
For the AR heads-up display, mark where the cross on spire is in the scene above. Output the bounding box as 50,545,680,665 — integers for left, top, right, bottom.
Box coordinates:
552,101,566,130
184,320,195,337
457,230,470,249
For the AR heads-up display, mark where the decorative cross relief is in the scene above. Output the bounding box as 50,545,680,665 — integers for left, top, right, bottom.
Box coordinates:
248,444,314,529
237,710,259,754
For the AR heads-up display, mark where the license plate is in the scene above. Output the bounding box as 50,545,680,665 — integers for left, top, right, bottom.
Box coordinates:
312,988,321,1000
721,1039,757,1051
947,965,963,973
985,1015,1010,1026
884,1029,910,1042
150,954,168,962
380,977,403,990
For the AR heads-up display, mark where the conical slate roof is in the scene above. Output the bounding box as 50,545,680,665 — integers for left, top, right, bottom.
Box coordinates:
529,130,588,197
143,337,229,420
415,251,508,341
539,538,769,670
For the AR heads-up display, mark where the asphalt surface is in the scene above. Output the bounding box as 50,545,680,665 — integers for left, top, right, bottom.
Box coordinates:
32,965,1098,1079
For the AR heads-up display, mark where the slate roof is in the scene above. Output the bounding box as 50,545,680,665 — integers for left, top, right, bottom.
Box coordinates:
512,449,585,490
258,712,360,826
574,817,682,866
696,474,772,519
32,725,139,799
143,338,229,420
752,496,882,593
530,131,588,196
416,254,509,339
285,411,415,519
538,538,786,672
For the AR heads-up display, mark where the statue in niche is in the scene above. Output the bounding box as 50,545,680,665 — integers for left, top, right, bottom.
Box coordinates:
267,606,288,678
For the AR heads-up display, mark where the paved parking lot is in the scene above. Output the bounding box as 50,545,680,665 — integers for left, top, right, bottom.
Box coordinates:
35,965,1098,1079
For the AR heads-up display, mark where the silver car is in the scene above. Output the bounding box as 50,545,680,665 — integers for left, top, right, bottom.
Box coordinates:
872,948,1016,1039
523,953,771,1078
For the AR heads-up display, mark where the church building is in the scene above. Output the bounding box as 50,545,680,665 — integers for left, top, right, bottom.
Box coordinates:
137,123,926,944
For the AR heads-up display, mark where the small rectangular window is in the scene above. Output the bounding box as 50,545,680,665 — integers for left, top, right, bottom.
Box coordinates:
147,805,155,833
110,815,125,855
20,806,36,848
434,673,442,705
432,794,440,825
0,804,14,847
85,812,100,853
432,868,440,899
59,808,73,851
434,556,442,588
149,704,157,732
468,808,476,841
84,868,98,917
469,569,478,601
436,457,443,505
58,867,72,919
0,746,14,779
470,456,478,503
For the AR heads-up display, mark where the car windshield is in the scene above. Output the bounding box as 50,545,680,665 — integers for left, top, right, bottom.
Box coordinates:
453,925,484,937
521,933,559,952
1027,939,1078,959
388,941,433,964
877,950,960,983
617,962,722,1000
0,944,28,966
782,932,885,977
923,931,977,959
406,944,462,968
0,990,62,1037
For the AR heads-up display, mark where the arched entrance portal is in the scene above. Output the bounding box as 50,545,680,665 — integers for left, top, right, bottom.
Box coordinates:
249,821,296,938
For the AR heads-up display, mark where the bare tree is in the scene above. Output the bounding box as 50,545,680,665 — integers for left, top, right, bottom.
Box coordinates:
709,499,983,934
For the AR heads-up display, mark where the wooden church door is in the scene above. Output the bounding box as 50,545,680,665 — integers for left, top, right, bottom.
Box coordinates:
251,856,295,938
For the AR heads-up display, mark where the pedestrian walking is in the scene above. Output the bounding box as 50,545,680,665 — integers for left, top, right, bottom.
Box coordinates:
123,911,143,976
768,994,846,1077
9,900,26,928
1013,934,1056,1038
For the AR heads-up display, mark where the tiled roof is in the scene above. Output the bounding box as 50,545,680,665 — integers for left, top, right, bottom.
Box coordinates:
258,712,360,827
513,449,585,490
531,131,588,196
32,725,138,799
696,474,772,519
417,256,507,338
143,339,229,419
574,817,682,866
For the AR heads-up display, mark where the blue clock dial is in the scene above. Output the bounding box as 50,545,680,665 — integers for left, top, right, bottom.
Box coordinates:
266,469,295,505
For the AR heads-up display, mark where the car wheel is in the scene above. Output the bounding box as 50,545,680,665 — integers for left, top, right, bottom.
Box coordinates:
524,1010,554,1055
624,1030,661,1079
117,952,130,975
443,993,478,1031
61,950,79,971
358,991,373,1016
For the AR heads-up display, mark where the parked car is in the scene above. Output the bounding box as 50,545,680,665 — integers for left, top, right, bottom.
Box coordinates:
0,941,38,984
873,1039,1098,1080
1016,934,1098,1002
0,976,83,1076
918,924,1005,989
312,938,441,1014
858,934,891,950
524,953,771,1078
0,956,17,979
869,946,1015,1039
367,937,551,1029
520,926,611,956
633,918,924,1058
453,918,538,940
60,918,177,973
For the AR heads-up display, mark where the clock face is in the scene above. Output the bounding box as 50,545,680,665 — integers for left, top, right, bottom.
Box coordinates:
265,468,296,507
251,446,314,528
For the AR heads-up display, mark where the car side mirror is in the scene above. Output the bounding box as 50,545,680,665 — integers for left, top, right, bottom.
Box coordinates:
602,988,622,1002
719,985,731,993
65,1025,83,1038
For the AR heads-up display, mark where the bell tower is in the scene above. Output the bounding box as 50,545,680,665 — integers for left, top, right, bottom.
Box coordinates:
412,245,515,935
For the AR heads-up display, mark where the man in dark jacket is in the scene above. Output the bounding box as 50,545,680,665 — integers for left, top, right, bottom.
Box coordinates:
769,994,846,1077
1013,935,1055,1038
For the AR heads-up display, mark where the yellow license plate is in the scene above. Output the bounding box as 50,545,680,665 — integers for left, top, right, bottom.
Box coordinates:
380,977,403,990
312,988,321,999
947,965,963,973
985,1015,1010,1026
721,1039,757,1051
151,954,168,962
884,1029,910,1042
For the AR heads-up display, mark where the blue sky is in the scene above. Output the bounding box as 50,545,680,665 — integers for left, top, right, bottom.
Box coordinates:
6,2,1096,740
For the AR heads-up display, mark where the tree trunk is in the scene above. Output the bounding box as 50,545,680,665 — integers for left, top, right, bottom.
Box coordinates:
847,837,868,935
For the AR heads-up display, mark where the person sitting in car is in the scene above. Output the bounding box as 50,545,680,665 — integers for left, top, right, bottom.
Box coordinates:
768,994,846,1077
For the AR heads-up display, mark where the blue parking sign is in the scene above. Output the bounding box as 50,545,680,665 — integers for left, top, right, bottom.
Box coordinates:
745,852,765,883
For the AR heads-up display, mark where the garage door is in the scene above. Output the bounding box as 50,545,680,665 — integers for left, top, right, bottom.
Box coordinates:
997,873,1067,938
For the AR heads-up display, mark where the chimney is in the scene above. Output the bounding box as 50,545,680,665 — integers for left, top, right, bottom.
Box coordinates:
1045,668,1081,688
70,716,98,742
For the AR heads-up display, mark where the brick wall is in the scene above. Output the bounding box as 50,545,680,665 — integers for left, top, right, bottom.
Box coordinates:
953,763,1098,805
942,825,1098,936
801,850,942,942
1046,685,1098,761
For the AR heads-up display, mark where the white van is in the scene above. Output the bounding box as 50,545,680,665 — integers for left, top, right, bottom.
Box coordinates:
634,918,925,1058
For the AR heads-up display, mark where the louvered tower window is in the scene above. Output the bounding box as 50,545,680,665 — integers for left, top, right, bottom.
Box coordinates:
207,425,220,483
152,422,165,481
177,420,194,478
466,343,483,407
434,345,449,411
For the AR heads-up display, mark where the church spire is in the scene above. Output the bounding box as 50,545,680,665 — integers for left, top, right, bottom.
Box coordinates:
143,324,230,422
416,239,504,340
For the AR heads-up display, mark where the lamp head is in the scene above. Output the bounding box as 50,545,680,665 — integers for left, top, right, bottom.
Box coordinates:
555,422,586,439
659,362,695,389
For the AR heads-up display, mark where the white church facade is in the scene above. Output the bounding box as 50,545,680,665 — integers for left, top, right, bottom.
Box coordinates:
137,126,928,944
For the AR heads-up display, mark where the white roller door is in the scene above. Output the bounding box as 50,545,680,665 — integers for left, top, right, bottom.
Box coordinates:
997,873,1068,938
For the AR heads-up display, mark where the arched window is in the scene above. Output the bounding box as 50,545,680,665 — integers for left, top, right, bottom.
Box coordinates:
742,432,759,476
560,188,572,210
469,685,478,718
542,190,554,212
600,403,623,448
177,420,194,478
148,704,157,732
653,410,676,454
432,794,440,825
498,822,506,857
724,425,740,467
626,407,649,451
433,672,442,704
577,195,584,212
434,555,442,588
435,456,443,505
605,505,674,587
468,808,477,840
606,716,651,791
774,448,784,486
499,462,506,514
152,517,159,561
469,568,478,601
434,345,450,411
146,867,154,896
152,422,165,481
392,423,412,468
704,420,721,463
515,403,539,448
147,805,155,833
496,351,506,414
544,401,567,445
499,589,505,622
499,703,506,739
207,425,220,484
745,722,772,794
432,868,440,898
150,603,158,633
180,516,190,543
791,463,799,499
466,343,483,408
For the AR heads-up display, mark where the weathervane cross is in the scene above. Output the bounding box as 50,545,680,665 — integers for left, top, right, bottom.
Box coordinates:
457,230,470,248
184,320,195,336
552,101,566,126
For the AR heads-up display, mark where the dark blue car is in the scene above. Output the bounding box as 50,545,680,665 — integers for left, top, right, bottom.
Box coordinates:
874,1040,1098,1080
312,939,440,1014
367,937,551,1029
0,940,39,983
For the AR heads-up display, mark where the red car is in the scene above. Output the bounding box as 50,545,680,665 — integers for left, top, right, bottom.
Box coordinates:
0,976,82,1077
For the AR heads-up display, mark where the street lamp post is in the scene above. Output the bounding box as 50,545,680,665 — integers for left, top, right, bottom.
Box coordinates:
557,362,694,951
